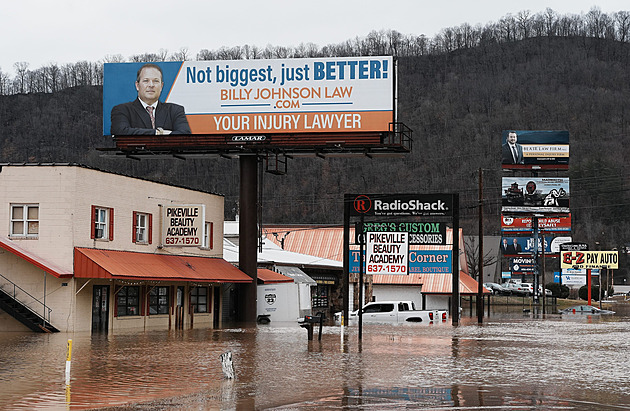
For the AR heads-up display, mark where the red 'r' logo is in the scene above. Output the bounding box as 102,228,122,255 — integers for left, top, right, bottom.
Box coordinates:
353,195,372,214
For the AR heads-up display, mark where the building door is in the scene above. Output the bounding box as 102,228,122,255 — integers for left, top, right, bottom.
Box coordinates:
213,286,221,327
175,286,184,329
91,285,110,332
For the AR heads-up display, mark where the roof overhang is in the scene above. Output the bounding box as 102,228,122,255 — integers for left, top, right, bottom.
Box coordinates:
74,248,252,283
0,236,73,278
257,268,294,284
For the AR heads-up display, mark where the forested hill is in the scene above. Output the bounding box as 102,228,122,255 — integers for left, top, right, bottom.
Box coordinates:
1,34,629,248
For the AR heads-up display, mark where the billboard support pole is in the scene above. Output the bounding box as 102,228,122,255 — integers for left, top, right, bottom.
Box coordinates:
343,196,350,327
477,168,484,324
358,215,364,340
451,194,460,326
239,154,258,323
587,269,592,305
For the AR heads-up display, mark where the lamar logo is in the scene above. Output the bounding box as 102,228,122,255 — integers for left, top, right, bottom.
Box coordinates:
265,293,276,305
230,135,267,142
353,195,372,214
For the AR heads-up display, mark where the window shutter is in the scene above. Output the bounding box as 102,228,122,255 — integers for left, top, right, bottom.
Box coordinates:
132,211,137,243
90,205,96,239
148,214,153,244
209,222,214,249
109,208,114,241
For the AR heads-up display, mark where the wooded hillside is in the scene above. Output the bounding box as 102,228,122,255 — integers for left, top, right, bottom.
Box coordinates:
1,8,629,254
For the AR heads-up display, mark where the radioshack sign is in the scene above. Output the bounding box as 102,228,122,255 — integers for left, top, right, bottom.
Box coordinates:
350,194,453,217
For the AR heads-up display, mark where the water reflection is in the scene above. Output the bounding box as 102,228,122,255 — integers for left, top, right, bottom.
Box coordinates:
0,309,629,410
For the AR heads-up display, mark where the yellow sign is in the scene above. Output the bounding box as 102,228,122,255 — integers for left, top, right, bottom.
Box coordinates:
561,251,618,269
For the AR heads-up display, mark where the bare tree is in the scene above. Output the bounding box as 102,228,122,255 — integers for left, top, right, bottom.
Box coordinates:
14,62,29,94
464,236,498,282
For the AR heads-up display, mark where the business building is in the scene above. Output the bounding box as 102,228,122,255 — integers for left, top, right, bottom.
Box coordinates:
0,164,251,333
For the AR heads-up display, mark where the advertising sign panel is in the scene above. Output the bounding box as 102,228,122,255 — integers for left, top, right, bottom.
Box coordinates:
501,130,569,168
365,232,409,274
502,177,570,213
500,236,571,255
162,204,205,246
561,275,587,286
510,257,537,273
501,215,571,232
561,251,618,269
350,250,451,274
103,57,394,137
355,221,446,245
560,242,589,251
349,193,454,217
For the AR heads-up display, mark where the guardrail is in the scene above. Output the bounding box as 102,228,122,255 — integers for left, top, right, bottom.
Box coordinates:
0,272,52,325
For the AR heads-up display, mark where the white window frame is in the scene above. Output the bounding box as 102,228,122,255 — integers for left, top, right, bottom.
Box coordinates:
203,221,213,249
135,212,148,243
10,204,39,238
94,207,108,240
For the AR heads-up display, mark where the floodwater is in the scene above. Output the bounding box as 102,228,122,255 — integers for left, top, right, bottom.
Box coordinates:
1,305,630,410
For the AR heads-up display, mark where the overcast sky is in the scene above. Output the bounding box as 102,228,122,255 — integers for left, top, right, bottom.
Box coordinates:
1,1,627,76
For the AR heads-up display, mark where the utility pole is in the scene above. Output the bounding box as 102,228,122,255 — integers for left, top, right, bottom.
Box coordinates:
477,168,484,323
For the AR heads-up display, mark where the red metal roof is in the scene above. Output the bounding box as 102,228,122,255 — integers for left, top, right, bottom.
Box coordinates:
74,248,252,283
262,225,468,274
372,272,489,295
0,236,72,278
257,269,294,284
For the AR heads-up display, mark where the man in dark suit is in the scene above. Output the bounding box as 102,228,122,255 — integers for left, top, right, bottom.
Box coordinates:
111,63,191,136
502,131,524,164
501,238,510,254
507,238,522,254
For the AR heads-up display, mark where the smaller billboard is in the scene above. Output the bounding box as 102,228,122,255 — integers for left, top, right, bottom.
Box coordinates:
510,257,537,273
162,204,205,247
501,215,571,232
501,130,569,169
355,221,446,245
365,232,409,274
561,251,618,269
350,193,454,217
349,250,451,274
502,177,570,213
500,236,571,255
561,275,587,286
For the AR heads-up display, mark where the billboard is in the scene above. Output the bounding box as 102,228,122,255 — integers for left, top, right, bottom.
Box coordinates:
103,57,395,138
349,193,454,217
561,251,618,269
500,236,572,255
355,221,446,245
501,215,571,232
162,204,205,247
510,257,537,273
501,130,569,168
502,177,570,213
350,250,451,274
365,232,409,274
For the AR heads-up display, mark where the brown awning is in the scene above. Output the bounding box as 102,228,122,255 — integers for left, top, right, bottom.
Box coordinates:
74,248,252,283
257,268,294,284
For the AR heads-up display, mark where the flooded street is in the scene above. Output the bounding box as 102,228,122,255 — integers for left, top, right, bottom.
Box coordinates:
1,307,630,410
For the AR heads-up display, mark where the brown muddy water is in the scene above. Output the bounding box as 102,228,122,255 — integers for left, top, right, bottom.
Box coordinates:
1,305,630,410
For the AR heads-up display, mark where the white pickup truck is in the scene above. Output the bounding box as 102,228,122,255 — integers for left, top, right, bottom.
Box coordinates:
334,301,448,324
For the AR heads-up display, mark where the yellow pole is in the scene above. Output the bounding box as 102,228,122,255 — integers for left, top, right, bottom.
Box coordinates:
65,339,72,385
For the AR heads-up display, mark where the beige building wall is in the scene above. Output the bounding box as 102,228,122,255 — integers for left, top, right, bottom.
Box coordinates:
0,165,226,333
